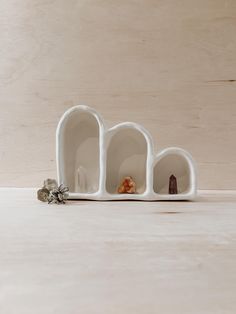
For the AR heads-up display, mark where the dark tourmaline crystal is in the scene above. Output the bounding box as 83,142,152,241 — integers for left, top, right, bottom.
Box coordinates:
169,175,178,194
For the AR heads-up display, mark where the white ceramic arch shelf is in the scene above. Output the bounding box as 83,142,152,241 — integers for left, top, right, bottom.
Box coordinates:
56,105,197,201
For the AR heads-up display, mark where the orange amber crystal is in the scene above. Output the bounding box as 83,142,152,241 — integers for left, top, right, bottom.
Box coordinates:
118,176,136,194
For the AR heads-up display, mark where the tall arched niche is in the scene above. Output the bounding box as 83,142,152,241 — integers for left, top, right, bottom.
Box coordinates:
105,124,148,195
57,106,103,194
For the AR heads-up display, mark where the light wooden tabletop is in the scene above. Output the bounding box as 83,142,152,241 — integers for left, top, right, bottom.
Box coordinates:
0,189,236,314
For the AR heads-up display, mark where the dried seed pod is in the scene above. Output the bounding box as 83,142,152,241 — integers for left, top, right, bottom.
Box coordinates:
37,188,50,202
48,184,69,204
118,176,136,194
43,178,58,191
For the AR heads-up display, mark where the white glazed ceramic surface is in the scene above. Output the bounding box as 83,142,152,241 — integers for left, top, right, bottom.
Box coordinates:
56,105,197,200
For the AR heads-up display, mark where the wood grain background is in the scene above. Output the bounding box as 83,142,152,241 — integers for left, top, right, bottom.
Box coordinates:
0,0,236,189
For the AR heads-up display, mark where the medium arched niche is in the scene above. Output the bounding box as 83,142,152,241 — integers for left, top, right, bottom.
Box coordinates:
153,149,193,195
105,124,148,195
57,106,103,194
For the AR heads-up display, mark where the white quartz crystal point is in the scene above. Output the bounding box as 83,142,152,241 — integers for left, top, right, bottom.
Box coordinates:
75,166,87,193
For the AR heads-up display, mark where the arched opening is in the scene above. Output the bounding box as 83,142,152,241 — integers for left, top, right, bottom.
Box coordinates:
106,127,147,194
153,154,191,195
59,110,100,193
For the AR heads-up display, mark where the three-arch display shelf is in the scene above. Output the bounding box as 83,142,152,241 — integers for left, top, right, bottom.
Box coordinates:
56,105,197,200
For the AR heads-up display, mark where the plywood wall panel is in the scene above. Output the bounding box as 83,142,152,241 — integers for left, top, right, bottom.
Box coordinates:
0,0,236,189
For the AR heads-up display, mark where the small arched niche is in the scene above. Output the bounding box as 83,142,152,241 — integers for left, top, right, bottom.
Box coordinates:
58,108,101,193
106,126,147,194
153,153,191,195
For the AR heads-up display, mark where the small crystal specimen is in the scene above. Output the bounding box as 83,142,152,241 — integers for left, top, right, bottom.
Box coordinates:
48,184,69,204
169,175,178,194
37,188,50,202
43,178,58,191
75,166,87,193
118,176,136,194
